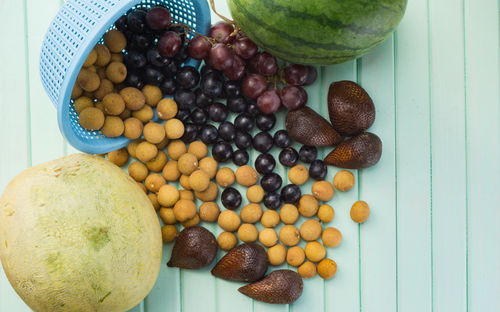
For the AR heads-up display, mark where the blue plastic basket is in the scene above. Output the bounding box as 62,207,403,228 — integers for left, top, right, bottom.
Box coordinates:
39,0,211,154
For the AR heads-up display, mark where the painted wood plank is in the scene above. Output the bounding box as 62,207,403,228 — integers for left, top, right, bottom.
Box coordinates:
464,0,500,311
322,61,360,312
0,0,32,310
27,0,66,165
358,38,397,312
393,0,433,310
428,0,468,310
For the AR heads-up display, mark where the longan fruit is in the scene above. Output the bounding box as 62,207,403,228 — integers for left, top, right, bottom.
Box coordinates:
218,232,237,251
287,246,305,267
162,160,181,182
71,82,83,99
146,150,167,172
199,202,220,222
143,122,166,144
157,98,178,120
312,181,335,201
145,173,166,193
129,161,148,182
120,87,145,111
322,227,342,248
132,105,154,122
103,93,125,116
123,117,143,140
94,44,111,67
298,261,317,279
173,199,197,222
259,228,278,247
77,68,100,92
167,140,187,160
298,195,319,217
157,184,179,207
246,185,264,203
142,85,162,107
106,62,127,84
161,225,178,243
164,118,184,139
94,101,105,112
120,108,131,119
110,52,123,63
179,190,194,201
240,203,263,224
83,48,97,67
300,219,322,241
318,204,335,223
104,29,127,53
194,182,218,202
94,79,114,101
136,141,158,162
179,175,191,190
305,241,326,262
148,193,160,211
127,139,144,158
137,182,147,193
267,244,286,266
279,204,299,225
79,107,104,130
159,208,177,224
102,116,124,137
333,170,355,191
261,210,280,228
279,225,300,247
216,167,235,188
238,223,259,243
199,157,218,179
178,153,199,175
317,259,337,280
96,67,107,80
289,165,309,185
74,96,94,114
350,201,370,223
235,165,258,187
156,137,169,149
189,169,210,192
217,210,241,232
181,213,200,227
86,65,97,73
187,141,208,160
107,148,128,167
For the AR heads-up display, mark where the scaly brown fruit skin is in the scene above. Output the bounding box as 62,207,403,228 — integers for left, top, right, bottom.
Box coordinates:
324,132,382,169
328,81,375,136
211,243,268,282
238,269,303,304
167,226,217,269
286,107,343,147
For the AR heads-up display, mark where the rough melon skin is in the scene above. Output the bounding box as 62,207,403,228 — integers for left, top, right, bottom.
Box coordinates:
0,154,162,312
228,0,407,65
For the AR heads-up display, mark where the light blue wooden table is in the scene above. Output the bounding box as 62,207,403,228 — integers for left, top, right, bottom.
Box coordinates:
1,0,499,311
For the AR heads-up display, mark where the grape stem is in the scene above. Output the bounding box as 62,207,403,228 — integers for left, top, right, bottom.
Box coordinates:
170,19,218,45
208,0,240,37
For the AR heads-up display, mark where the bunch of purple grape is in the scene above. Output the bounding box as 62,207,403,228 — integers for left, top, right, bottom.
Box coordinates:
187,22,318,114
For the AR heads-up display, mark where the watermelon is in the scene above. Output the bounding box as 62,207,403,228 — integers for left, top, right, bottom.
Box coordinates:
227,0,407,65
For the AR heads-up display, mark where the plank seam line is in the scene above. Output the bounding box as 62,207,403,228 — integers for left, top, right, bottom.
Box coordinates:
319,65,327,312
426,0,435,310
462,0,470,310
23,0,32,168
393,31,399,312
355,58,362,312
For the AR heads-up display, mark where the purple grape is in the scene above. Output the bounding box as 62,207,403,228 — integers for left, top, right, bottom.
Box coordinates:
187,36,212,60
242,74,267,99
224,54,246,80
284,64,318,86
207,43,234,71
257,52,278,76
280,86,308,110
209,21,235,44
145,7,171,30
257,89,281,114
158,31,181,57
234,37,258,59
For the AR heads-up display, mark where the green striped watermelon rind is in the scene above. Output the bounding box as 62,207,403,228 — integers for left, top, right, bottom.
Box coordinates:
228,0,407,65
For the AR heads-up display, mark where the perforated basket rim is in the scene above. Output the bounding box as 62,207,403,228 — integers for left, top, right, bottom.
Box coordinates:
40,0,211,154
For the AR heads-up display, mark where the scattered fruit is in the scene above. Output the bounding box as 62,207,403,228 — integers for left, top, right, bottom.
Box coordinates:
333,170,356,191
211,243,268,282
286,107,342,147
324,132,383,169
317,258,337,280
238,270,303,304
350,200,371,223
167,226,217,269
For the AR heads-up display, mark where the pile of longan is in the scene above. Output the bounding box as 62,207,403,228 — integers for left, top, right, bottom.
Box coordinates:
107,137,370,281
72,29,177,139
